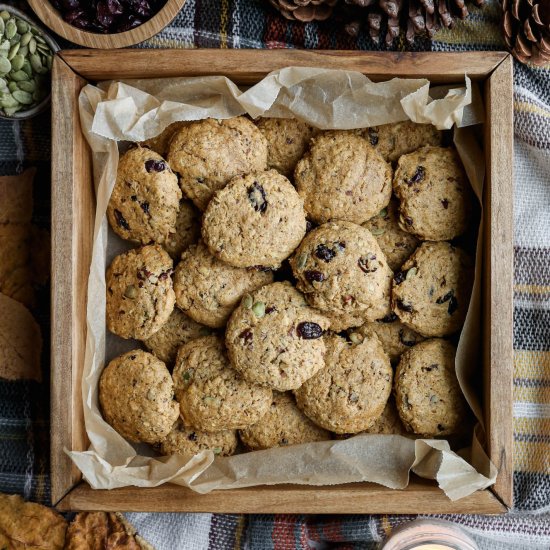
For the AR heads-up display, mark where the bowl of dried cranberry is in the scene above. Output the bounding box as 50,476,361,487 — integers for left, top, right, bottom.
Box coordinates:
27,0,185,49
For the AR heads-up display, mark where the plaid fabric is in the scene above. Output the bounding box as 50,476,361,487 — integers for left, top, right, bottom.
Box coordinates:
1,0,550,546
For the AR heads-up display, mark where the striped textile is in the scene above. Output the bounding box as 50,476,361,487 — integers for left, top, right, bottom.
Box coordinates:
1,0,550,547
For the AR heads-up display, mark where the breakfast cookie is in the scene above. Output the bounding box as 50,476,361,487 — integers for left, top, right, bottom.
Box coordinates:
391,241,473,337
239,391,330,450
361,121,443,163
225,282,330,391
160,419,238,457
163,199,201,260
256,117,316,177
173,335,272,432
354,312,425,364
334,397,406,438
294,332,393,434
173,241,273,328
394,338,469,436
107,147,182,245
324,309,371,332
290,221,393,321
140,121,189,156
363,198,419,272
202,170,307,269
294,131,392,224
143,307,211,365
167,117,268,211
99,350,179,444
393,146,472,241
106,244,175,340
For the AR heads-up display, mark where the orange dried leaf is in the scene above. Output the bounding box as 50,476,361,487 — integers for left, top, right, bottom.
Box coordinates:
0,493,66,550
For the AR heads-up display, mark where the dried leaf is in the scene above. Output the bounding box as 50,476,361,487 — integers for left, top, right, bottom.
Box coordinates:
65,512,144,550
0,169,35,224
0,292,42,381
0,492,66,549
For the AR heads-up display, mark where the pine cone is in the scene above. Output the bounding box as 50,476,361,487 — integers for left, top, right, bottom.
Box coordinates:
268,0,339,21
344,0,484,45
502,0,550,66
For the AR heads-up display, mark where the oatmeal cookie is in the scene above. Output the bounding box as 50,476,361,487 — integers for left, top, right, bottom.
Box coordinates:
363,198,419,271
140,121,189,156
361,121,443,163
394,338,469,436
167,117,268,211
354,312,425,364
225,282,330,391
202,170,307,269
294,333,393,434
335,396,406,437
160,419,238,457
239,391,330,450
99,350,179,444
391,241,473,337
163,199,201,260
256,117,316,177
107,147,181,245
172,335,272,432
173,241,273,328
142,307,211,365
294,131,392,224
393,146,472,241
106,244,175,340
290,221,393,321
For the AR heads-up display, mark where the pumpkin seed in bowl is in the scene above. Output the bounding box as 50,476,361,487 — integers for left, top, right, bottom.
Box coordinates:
0,6,59,119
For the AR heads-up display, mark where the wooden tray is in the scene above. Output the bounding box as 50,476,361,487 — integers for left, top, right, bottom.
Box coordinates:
51,49,514,514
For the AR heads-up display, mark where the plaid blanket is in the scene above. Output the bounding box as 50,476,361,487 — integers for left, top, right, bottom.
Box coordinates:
1,0,550,547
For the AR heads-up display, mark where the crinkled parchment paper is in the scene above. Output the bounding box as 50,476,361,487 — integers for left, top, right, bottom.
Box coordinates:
68,67,497,501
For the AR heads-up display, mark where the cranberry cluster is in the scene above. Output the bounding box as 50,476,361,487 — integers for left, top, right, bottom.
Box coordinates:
51,0,167,34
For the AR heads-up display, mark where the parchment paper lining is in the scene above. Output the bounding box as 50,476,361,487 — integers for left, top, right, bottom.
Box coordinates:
68,68,497,501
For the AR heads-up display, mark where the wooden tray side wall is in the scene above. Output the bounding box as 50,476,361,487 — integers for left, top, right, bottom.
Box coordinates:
483,55,514,507
51,56,92,504
51,50,513,513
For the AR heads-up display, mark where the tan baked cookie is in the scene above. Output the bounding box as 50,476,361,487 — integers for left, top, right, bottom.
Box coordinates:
163,199,201,260
167,117,268,211
361,121,443,162
294,131,392,224
143,307,211,365
294,333,393,434
99,349,179,444
140,121,189,156
363,198,419,272
106,244,175,340
107,147,182,245
173,335,272,432
225,282,330,391
394,338,469,436
290,220,393,321
324,309,371,332
391,241,473,337
202,170,307,269
239,391,330,450
256,117,316,177
173,241,273,328
334,396,406,438
160,419,238,457
393,146,472,241
354,312,425,364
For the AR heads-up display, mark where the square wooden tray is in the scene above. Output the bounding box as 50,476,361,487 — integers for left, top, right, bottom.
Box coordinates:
51,49,514,514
